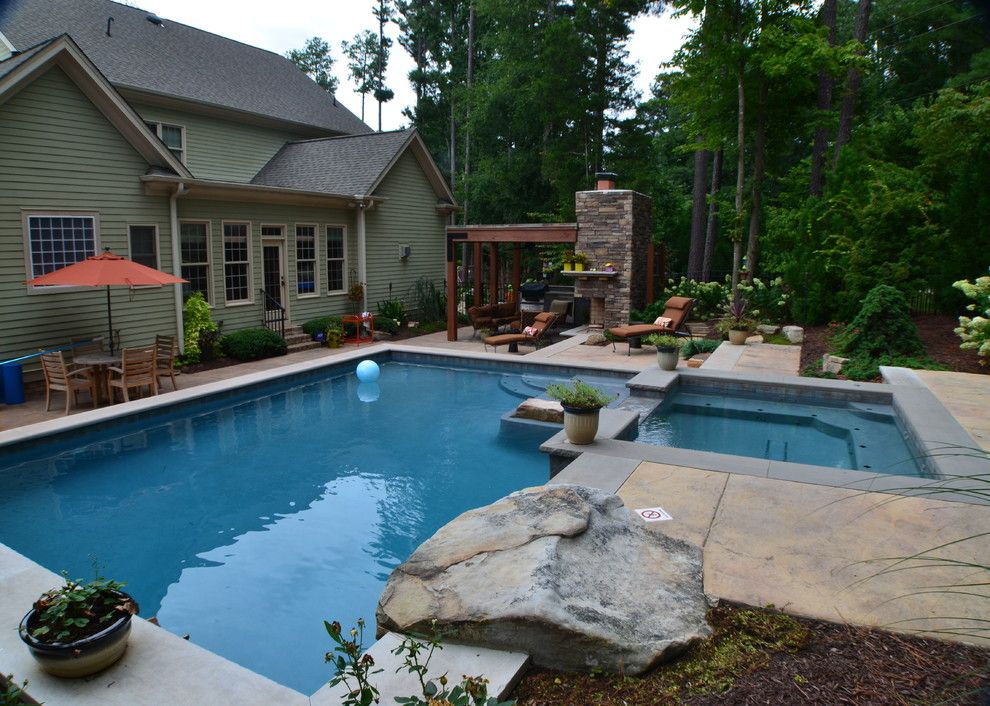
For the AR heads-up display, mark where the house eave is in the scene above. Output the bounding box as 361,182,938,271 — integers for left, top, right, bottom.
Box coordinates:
141,174,386,208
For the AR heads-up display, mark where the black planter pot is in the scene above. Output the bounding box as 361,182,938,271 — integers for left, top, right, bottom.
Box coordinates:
19,591,138,678
519,283,548,303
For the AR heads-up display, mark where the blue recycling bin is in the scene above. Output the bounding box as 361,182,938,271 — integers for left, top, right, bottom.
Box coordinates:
2,362,25,404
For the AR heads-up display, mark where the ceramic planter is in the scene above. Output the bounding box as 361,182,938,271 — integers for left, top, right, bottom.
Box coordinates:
562,405,601,445
19,592,137,678
574,262,585,272
728,329,750,345
563,263,574,271
656,346,679,371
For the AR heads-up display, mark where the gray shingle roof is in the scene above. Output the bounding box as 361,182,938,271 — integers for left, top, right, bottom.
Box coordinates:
0,36,53,79
252,130,415,195
0,0,371,135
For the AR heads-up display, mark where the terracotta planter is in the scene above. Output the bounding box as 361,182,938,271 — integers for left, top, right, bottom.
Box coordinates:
19,592,137,678
562,405,601,445
656,347,679,371
728,329,750,345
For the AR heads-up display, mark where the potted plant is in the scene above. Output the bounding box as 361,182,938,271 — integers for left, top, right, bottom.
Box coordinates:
347,281,365,314
19,573,139,678
546,379,613,445
561,252,575,272
717,293,755,345
325,324,344,348
572,252,591,272
645,333,683,370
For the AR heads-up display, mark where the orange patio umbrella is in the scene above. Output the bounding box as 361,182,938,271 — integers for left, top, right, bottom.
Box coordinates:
26,251,187,354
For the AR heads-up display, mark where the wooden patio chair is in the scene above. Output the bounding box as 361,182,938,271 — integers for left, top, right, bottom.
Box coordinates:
68,336,106,368
608,296,695,355
483,311,559,352
108,346,158,402
40,350,98,415
155,334,179,391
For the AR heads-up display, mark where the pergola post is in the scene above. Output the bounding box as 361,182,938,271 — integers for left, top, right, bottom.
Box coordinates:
446,236,458,341
512,244,522,304
472,243,482,307
488,243,499,303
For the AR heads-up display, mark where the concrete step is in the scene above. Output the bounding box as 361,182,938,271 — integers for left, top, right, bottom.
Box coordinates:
311,632,529,705
284,333,311,345
287,341,321,354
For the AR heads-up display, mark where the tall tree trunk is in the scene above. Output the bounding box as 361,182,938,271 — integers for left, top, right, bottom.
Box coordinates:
746,78,768,279
463,3,475,225
702,149,723,282
832,0,872,169
731,71,745,293
809,0,837,196
688,137,710,280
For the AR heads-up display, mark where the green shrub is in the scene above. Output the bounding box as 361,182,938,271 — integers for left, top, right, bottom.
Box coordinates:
840,355,948,382
953,275,990,365
545,379,613,409
220,328,287,361
377,298,408,325
412,277,447,323
633,276,730,322
375,316,400,335
834,285,925,359
644,333,683,349
303,316,341,336
681,338,722,357
737,277,790,324
180,292,217,365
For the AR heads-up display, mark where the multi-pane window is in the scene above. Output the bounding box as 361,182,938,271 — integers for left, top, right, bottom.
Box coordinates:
296,225,317,296
145,121,185,163
128,225,157,268
223,222,251,302
27,215,96,277
327,226,345,293
179,222,210,301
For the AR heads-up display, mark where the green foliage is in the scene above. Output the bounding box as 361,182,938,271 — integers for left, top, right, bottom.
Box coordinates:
303,316,342,336
953,275,990,364
736,277,790,324
30,572,136,644
377,297,408,325
341,30,379,120
545,379,613,410
634,277,730,322
1,674,29,706
715,294,757,334
325,323,344,349
681,338,722,357
325,619,381,706
412,277,447,324
392,622,516,706
285,37,338,93
839,355,948,382
644,334,683,350
180,292,217,365
219,328,288,361
834,285,924,359
375,316,400,335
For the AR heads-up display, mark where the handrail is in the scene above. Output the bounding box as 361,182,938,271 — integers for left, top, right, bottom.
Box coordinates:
259,289,286,338
0,338,100,367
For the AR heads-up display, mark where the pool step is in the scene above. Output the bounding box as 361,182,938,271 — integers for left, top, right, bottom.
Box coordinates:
311,632,530,705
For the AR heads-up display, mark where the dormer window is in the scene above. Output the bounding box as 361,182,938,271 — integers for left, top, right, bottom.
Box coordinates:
145,121,185,163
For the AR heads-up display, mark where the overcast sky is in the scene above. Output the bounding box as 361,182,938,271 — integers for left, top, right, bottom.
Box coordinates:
139,0,697,131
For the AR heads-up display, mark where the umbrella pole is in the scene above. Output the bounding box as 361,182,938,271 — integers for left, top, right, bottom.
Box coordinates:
106,285,114,355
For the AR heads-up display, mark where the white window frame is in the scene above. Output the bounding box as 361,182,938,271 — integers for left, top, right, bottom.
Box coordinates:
222,220,253,306
23,210,101,294
325,223,348,296
145,121,186,164
294,223,320,298
178,219,213,304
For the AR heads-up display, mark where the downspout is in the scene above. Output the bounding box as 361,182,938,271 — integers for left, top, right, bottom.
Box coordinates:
170,183,188,352
355,197,369,312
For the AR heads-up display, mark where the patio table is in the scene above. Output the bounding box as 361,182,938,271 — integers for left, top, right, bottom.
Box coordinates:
73,351,122,405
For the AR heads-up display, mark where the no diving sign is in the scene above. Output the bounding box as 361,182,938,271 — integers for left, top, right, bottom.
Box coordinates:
635,506,672,522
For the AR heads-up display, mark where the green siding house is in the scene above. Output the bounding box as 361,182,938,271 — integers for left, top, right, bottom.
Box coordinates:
0,0,455,368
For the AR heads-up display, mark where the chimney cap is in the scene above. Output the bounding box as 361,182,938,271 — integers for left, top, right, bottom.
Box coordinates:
595,171,618,181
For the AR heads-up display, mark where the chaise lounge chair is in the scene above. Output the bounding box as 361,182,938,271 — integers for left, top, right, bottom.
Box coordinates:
483,312,559,353
608,296,695,355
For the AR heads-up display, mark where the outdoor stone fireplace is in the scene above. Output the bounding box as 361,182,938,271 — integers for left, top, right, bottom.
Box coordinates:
572,174,652,328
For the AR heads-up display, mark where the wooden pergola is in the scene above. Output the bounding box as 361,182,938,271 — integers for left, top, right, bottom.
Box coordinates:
444,224,578,341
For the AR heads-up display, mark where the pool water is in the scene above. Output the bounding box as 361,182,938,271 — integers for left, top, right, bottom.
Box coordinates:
636,391,921,475
0,362,560,693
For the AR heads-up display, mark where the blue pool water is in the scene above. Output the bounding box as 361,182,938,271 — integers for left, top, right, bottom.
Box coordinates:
0,362,580,693
637,391,921,475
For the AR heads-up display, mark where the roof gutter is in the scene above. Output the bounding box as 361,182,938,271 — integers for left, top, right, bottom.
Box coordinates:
170,182,189,352
142,174,388,206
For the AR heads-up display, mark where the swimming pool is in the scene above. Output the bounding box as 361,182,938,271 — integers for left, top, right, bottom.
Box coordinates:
0,361,598,693
636,390,922,475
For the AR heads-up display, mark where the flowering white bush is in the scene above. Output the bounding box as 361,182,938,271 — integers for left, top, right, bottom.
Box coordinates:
953,275,990,364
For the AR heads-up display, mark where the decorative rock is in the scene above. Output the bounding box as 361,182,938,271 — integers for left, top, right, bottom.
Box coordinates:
822,354,849,374
377,485,710,674
781,325,804,344
584,332,607,346
756,324,780,336
513,398,564,424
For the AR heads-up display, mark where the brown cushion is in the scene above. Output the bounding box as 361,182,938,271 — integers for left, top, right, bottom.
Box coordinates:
608,324,669,338
483,333,529,346
534,312,556,324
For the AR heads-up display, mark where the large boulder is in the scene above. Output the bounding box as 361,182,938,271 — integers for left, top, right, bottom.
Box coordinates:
377,485,709,674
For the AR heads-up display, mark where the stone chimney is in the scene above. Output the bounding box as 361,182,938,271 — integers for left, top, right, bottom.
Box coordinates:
573,175,652,328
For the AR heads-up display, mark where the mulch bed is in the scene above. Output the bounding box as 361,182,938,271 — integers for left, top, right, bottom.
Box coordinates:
799,314,987,377
512,605,990,706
